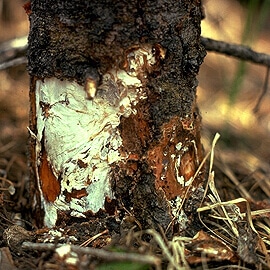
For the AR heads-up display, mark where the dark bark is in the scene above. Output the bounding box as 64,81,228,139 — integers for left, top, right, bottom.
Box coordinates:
28,0,206,236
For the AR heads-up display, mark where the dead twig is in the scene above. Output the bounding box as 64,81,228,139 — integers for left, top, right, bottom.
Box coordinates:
22,242,161,268
201,37,270,67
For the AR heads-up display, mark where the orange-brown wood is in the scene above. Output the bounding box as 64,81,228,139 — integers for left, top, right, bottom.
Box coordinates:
39,148,60,202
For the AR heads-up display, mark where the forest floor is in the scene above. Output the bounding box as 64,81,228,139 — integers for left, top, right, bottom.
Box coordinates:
0,0,270,269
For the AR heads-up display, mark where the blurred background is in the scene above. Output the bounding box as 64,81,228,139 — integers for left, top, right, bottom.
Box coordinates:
0,0,270,202
199,0,270,158
0,0,28,206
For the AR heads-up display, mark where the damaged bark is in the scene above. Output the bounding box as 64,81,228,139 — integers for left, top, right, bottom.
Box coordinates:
28,0,206,236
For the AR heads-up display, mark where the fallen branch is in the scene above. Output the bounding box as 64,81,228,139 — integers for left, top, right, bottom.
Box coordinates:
22,242,161,268
201,37,270,67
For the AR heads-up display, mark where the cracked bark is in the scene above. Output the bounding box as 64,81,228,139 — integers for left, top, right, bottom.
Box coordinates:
28,0,206,236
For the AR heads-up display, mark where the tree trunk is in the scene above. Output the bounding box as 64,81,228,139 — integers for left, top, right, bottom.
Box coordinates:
28,0,206,236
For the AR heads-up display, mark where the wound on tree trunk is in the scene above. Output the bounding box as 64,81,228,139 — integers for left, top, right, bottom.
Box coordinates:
27,0,206,235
